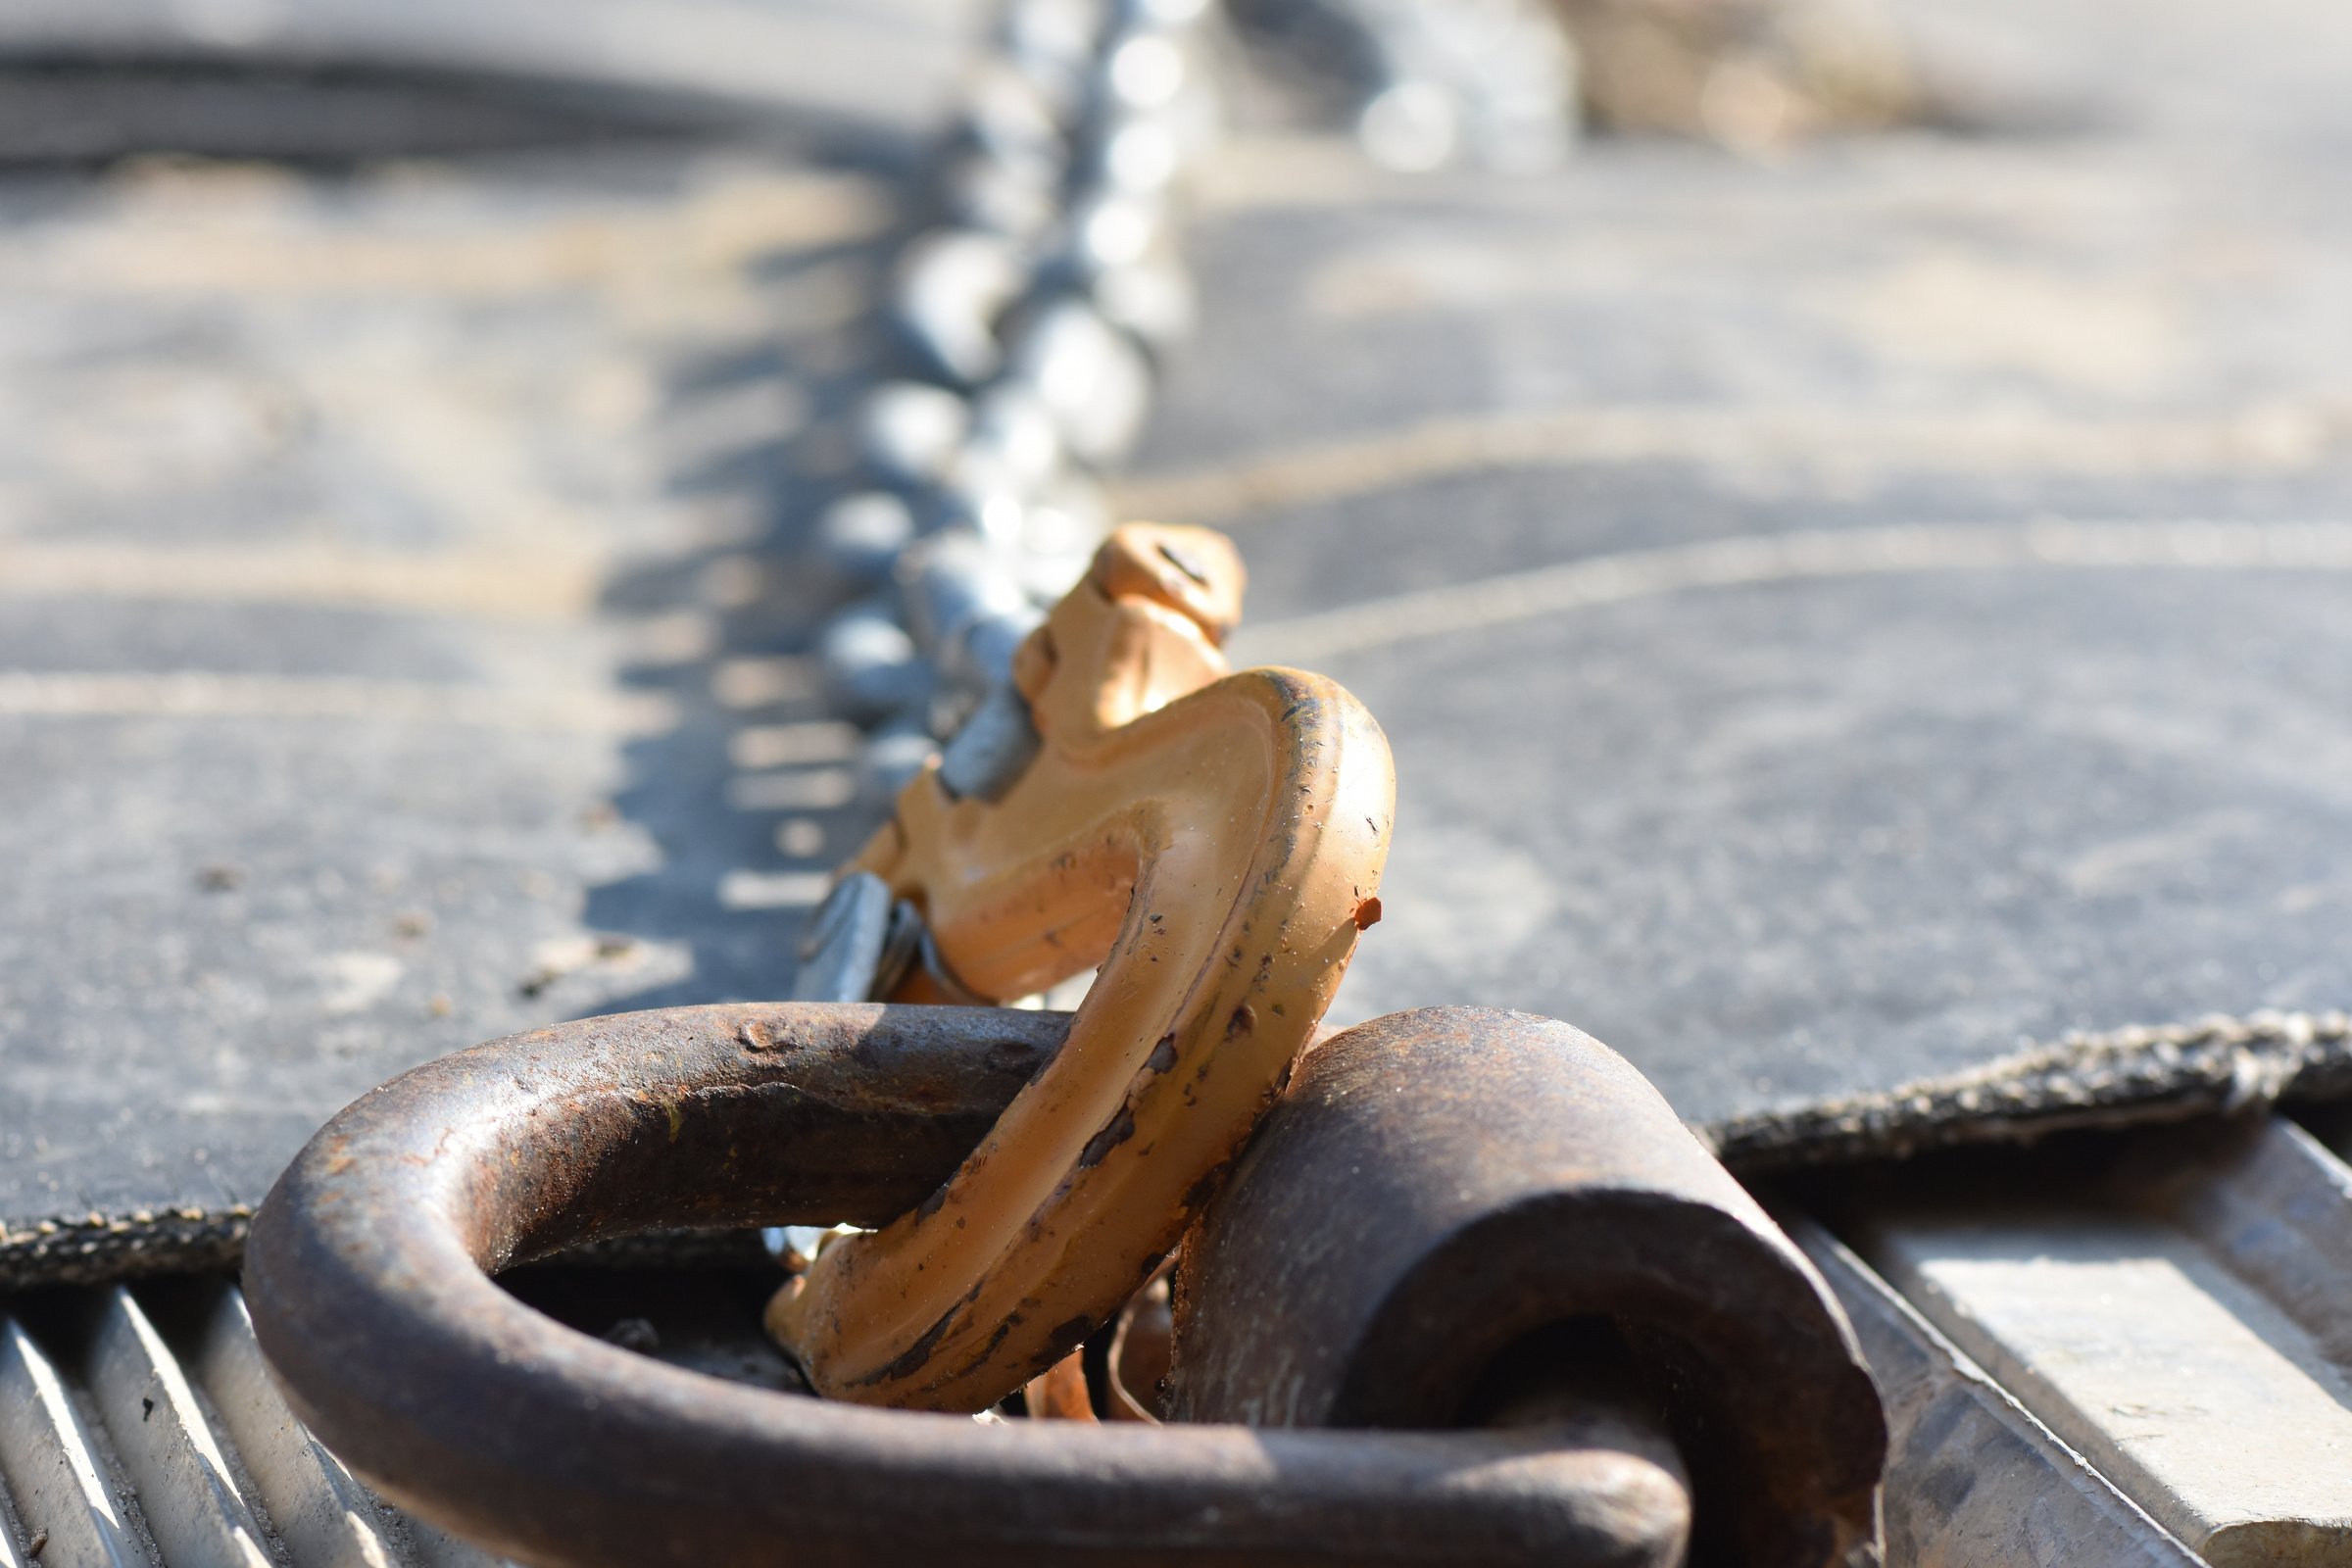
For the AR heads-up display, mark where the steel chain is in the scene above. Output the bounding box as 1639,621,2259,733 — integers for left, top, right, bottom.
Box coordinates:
790,0,1219,1010
790,0,1580,1012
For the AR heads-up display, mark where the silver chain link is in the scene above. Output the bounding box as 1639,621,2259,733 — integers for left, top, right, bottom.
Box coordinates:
788,0,1581,1006
790,0,1224,1004
773,0,1580,1298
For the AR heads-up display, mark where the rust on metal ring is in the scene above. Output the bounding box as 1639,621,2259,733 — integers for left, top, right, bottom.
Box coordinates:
245,1003,1690,1568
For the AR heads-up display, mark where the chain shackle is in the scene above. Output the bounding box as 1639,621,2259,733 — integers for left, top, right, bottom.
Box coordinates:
246,1003,1690,1567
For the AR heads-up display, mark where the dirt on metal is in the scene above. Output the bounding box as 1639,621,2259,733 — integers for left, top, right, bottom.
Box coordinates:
245,1001,1690,1568
1173,1007,1886,1568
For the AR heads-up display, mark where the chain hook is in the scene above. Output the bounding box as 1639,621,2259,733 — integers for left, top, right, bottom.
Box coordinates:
769,521,1395,1410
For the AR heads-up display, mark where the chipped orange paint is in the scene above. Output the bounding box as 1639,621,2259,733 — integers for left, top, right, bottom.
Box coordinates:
767,522,1395,1411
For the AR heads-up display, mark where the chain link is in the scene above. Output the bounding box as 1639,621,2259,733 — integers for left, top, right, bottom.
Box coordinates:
790,0,1582,1008
793,0,1223,1004
771,0,1584,1332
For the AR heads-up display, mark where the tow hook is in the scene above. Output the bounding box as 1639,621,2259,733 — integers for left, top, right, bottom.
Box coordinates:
770,522,1395,1412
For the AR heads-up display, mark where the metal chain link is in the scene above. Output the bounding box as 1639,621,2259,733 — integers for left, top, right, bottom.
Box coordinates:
769,0,1584,1322
790,0,1224,1006
787,0,1582,1011
1319,0,1581,172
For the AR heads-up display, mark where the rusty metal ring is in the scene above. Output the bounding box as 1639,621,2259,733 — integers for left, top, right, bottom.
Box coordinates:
245,1003,1689,1568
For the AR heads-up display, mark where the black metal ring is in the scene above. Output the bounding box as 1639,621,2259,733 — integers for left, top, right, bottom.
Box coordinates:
246,1002,1688,1567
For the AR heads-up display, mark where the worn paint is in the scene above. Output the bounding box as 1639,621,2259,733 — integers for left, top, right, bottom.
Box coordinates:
770,524,1396,1412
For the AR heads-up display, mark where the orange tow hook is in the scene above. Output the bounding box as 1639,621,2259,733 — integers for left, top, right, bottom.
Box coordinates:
768,522,1395,1411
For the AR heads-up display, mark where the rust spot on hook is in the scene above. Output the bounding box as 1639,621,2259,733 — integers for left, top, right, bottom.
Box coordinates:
772,524,1394,1411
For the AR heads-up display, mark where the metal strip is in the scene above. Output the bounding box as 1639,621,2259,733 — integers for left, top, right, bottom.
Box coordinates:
0,1312,143,1568
184,1282,406,1568
84,1286,274,1568
1849,1119,2352,1568
1789,1218,2201,1567
2142,1115,2352,1367
0,1464,24,1568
